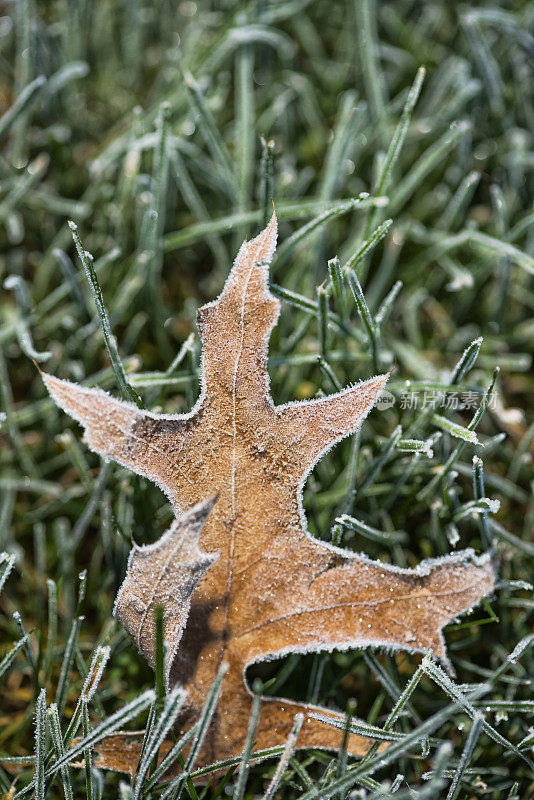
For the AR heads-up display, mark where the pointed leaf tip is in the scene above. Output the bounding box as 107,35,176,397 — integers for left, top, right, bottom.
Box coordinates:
178,495,220,543
248,210,278,266
372,371,391,390
238,211,278,265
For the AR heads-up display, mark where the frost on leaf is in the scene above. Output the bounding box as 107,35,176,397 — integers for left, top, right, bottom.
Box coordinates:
42,213,495,774
114,497,218,690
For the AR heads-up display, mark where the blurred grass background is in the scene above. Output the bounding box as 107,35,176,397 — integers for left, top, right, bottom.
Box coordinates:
1,0,534,797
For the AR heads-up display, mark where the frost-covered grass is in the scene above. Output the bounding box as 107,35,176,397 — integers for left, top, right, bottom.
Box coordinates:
1,0,533,797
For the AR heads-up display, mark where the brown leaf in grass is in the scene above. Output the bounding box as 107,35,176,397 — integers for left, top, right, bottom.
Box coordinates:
42,213,495,773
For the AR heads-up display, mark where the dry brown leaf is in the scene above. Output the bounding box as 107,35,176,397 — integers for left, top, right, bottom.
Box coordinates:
42,213,495,773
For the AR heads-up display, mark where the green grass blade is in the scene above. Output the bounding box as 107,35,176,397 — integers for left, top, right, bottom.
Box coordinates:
0,75,46,142
34,689,47,800
68,222,143,408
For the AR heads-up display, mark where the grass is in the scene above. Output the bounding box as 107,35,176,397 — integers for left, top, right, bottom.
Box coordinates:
1,0,533,797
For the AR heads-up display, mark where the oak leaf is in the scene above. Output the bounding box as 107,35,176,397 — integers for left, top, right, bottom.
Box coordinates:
42,213,495,773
